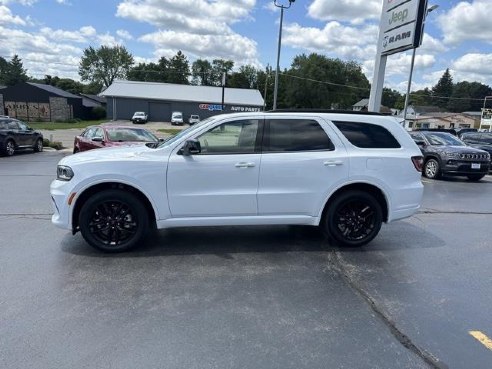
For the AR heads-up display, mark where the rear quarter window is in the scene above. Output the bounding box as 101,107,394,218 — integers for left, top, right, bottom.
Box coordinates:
333,121,401,149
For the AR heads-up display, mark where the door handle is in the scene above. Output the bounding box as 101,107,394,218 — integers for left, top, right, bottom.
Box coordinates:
324,160,344,167
235,162,255,168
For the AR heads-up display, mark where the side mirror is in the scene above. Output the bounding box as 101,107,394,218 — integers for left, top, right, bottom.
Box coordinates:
415,140,425,147
92,137,104,142
179,139,201,156
159,138,165,142
27,127,33,131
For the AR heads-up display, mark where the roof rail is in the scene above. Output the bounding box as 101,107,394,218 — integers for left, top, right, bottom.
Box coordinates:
266,109,388,116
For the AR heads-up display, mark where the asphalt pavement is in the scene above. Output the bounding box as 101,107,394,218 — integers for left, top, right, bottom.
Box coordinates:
1,151,492,369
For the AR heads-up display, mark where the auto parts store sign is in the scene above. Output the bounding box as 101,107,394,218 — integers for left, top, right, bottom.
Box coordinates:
380,0,428,55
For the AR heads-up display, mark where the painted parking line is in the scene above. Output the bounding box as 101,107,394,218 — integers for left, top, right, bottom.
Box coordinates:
469,331,492,351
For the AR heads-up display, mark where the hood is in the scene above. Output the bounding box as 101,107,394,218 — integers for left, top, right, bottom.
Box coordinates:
442,146,489,154
60,144,158,166
467,143,492,153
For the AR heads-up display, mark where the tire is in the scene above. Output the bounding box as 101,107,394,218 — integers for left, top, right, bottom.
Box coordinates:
467,174,485,182
2,139,15,156
322,190,383,247
424,158,441,179
78,189,149,252
33,138,43,152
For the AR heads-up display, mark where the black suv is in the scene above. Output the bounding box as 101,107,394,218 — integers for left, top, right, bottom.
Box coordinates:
0,117,44,156
460,132,492,171
409,131,490,181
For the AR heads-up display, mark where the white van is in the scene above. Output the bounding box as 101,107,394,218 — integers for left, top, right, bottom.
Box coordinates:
171,111,184,125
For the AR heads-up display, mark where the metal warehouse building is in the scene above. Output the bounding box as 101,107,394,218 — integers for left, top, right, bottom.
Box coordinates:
100,80,265,123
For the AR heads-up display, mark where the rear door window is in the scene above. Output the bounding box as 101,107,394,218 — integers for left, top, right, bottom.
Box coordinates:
263,119,334,152
333,121,401,149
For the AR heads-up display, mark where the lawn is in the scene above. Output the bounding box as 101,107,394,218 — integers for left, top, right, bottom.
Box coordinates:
157,128,182,135
28,120,107,130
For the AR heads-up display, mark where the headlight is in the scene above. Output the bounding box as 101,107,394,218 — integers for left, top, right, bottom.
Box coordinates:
57,165,74,181
445,152,460,159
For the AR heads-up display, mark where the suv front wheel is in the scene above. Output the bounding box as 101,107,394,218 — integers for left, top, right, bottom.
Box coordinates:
424,158,441,179
79,189,149,252
323,190,383,247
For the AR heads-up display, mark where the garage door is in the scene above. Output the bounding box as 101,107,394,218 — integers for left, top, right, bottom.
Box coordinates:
149,102,171,122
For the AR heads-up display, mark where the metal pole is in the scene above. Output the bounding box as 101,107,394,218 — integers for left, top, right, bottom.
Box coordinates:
263,69,269,111
402,47,417,126
273,6,284,111
221,72,226,112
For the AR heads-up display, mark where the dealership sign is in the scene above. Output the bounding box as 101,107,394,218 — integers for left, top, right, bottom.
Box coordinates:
379,0,428,55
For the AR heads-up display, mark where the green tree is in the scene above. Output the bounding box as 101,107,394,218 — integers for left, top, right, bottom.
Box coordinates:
432,68,453,108
382,88,402,109
447,81,471,112
0,56,8,85
211,59,234,86
281,54,369,109
79,45,134,87
191,59,213,86
228,65,259,89
3,55,28,86
167,51,190,84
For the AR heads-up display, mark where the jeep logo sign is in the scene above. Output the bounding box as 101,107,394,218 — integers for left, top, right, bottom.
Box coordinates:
379,0,428,55
382,1,419,33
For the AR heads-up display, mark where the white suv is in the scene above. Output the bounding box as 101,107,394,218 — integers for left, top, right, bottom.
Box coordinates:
51,111,424,252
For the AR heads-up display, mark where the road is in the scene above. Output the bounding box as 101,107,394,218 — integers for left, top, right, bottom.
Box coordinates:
1,151,491,369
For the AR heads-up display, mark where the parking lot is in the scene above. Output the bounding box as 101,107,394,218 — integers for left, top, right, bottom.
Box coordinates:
1,150,492,369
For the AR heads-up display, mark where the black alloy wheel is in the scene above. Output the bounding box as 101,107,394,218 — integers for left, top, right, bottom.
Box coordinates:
34,138,43,152
4,139,15,156
424,158,441,179
324,190,383,247
79,189,149,252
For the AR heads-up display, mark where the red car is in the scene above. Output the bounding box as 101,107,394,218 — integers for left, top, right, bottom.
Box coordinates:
73,125,160,153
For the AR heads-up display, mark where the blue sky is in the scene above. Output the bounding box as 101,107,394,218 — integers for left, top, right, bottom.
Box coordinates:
1,0,492,94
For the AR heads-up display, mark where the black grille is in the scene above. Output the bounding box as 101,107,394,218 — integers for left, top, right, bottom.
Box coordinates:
459,153,489,160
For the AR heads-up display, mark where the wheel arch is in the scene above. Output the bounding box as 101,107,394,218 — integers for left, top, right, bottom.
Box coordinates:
72,182,157,233
320,182,389,223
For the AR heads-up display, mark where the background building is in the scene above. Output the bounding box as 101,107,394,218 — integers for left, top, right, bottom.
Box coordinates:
100,80,264,123
0,82,89,121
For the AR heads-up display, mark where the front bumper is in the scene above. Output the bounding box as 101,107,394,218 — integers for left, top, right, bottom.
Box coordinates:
50,179,73,231
441,160,490,175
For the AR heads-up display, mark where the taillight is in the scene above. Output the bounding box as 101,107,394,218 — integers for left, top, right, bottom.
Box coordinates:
411,156,423,172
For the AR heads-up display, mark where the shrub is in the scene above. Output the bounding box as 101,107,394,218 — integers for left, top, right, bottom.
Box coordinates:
91,106,106,120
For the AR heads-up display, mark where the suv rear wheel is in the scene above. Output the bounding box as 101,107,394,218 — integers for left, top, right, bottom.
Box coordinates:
79,189,149,252
323,190,383,247
2,139,15,156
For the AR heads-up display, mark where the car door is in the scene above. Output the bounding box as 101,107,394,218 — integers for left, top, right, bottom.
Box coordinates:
167,118,262,217
257,117,349,216
78,127,95,151
6,120,23,146
16,120,36,146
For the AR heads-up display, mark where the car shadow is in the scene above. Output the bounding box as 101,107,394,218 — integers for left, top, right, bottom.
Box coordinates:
61,220,446,258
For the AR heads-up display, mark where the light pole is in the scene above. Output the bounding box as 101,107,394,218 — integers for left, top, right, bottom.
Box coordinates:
273,0,295,111
402,4,439,125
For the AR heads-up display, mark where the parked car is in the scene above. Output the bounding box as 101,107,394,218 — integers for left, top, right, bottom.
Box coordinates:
52,111,424,252
171,111,184,125
73,125,160,153
131,112,148,124
460,132,492,171
0,117,43,156
189,114,200,125
409,131,490,181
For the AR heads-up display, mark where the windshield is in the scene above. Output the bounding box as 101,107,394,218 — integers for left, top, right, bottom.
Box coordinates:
157,116,218,148
134,112,145,116
106,128,158,142
425,132,465,146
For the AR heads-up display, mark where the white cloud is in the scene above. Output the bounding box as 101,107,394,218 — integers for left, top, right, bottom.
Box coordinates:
439,0,492,45
308,0,381,24
282,21,379,61
56,0,70,4
0,0,38,5
116,29,133,40
451,53,492,85
0,4,26,25
140,30,260,67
